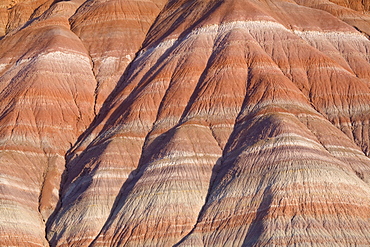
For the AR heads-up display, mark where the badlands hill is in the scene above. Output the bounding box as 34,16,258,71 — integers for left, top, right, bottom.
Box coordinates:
1,0,370,246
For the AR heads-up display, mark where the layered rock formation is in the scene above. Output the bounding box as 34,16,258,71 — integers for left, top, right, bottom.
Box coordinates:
0,1,96,245
1,0,370,246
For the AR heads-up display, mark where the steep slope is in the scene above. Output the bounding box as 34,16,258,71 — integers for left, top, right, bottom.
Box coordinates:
294,0,370,36
46,1,168,246
0,0,95,246
1,0,370,246
69,0,167,113
0,0,166,246
0,0,54,37
49,0,370,246
93,1,370,246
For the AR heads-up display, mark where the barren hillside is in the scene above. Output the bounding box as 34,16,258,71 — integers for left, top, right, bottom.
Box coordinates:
1,0,370,246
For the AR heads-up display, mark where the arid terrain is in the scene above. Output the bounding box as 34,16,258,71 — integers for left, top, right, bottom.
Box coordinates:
1,0,370,246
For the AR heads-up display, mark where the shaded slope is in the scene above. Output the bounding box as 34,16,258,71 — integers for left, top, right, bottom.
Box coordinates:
46,1,168,246
0,0,53,37
0,1,95,246
69,0,167,113
50,0,370,246
0,0,370,246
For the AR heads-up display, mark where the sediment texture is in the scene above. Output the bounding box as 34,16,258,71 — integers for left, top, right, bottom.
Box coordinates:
1,0,370,246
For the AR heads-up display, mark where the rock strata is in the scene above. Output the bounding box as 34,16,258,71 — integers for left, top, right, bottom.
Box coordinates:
1,0,370,246
0,0,95,245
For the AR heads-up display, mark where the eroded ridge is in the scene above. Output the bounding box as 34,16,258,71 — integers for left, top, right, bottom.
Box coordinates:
0,0,370,246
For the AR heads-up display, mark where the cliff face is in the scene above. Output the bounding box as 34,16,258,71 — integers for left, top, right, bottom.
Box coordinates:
1,0,370,246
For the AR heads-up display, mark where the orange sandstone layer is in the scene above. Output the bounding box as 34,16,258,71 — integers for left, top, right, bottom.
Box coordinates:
0,0,94,246
0,0,370,246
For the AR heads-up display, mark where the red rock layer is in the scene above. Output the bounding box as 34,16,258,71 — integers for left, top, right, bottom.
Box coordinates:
0,0,53,36
294,0,370,36
46,1,168,246
0,1,95,246
1,0,370,246
48,0,370,246
69,0,167,113
0,1,11,36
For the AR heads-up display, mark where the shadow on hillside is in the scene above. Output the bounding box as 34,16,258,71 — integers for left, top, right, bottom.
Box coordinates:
46,0,227,242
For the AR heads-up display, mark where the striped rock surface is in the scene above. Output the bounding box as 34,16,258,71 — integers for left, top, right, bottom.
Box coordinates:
0,0,370,246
